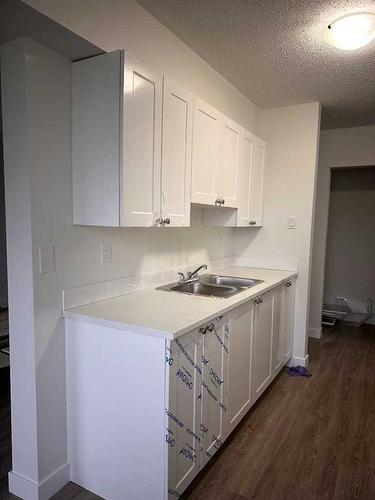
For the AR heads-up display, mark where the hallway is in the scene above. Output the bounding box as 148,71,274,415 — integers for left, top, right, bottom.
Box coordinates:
1,324,375,499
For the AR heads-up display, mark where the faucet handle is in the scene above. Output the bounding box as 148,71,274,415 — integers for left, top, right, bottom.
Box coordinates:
178,272,185,282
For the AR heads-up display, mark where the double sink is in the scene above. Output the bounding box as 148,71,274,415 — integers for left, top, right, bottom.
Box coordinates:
157,274,263,298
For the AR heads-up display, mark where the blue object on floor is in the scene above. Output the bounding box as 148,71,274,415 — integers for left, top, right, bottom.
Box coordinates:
287,365,312,377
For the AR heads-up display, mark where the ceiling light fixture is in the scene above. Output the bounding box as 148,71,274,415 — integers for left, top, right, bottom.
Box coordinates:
325,12,375,50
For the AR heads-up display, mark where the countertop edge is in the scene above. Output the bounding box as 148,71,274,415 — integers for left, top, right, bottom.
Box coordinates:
63,268,297,340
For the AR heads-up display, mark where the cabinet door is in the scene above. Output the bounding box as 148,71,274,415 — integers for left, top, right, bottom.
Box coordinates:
217,118,240,208
271,286,283,376
191,99,221,206
166,330,202,499
161,78,193,227
226,303,253,436
237,129,255,226
282,279,296,363
251,291,273,402
249,138,265,227
122,52,162,226
201,315,228,467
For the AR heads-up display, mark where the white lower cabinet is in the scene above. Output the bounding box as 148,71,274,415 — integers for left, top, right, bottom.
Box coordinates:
200,315,228,466
271,286,283,376
282,278,296,363
166,329,202,498
65,279,296,500
251,290,274,402
226,302,253,435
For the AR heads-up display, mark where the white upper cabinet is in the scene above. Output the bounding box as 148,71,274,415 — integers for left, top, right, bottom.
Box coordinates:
249,137,266,227
237,130,265,227
191,99,241,208
202,127,266,228
191,99,221,206
217,118,240,208
237,129,255,226
72,51,123,227
72,51,192,227
122,53,162,227
161,78,193,227
73,49,265,228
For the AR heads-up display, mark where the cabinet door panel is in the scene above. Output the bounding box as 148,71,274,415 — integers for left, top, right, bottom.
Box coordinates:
162,78,193,227
227,303,253,435
252,292,273,402
201,316,228,467
271,286,283,375
217,119,240,208
237,130,254,226
191,99,220,205
166,331,202,498
122,53,162,226
249,139,265,227
283,279,296,363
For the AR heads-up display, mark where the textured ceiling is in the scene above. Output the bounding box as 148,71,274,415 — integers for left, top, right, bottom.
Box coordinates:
136,0,375,129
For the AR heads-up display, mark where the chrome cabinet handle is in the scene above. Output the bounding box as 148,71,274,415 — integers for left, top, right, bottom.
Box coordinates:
199,327,207,334
215,199,221,206
259,297,263,303
157,217,171,225
285,281,292,287
208,324,214,332
249,220,256,226
221,199,225,205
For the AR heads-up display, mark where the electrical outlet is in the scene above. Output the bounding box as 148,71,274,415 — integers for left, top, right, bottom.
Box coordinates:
39,245,55,273
100,241,112,264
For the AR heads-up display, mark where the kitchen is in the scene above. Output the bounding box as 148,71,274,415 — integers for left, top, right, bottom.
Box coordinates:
0,1,374,499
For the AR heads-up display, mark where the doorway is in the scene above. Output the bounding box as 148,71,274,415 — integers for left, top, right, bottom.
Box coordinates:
322,166,375,327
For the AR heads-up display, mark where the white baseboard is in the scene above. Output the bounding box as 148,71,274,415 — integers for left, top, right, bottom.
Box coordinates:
308,327,322,339
286,354,309,367
9,462,70,500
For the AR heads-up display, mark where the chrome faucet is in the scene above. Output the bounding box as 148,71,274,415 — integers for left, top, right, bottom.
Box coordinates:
178,264,208,283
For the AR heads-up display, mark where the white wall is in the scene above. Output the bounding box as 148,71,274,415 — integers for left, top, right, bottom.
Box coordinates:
23,0,258,132
235,103,321,362
0,131,7,307
2,1,260,495
309,126,375,334
324,167,375,307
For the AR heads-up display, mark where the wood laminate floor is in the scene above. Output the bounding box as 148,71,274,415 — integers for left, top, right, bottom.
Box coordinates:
1,324,375,500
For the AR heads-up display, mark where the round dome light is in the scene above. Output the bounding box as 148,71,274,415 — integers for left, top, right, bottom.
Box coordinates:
325,12,375,50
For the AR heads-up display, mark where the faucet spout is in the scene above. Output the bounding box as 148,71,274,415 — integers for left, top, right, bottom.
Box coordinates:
186,264,208,281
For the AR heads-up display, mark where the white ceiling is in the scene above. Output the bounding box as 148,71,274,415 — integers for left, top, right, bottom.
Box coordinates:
136,0,375,129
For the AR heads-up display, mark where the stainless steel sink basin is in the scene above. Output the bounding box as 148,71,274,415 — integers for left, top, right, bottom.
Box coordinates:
156,274,263,298
170,281,239,298
200,275,263,288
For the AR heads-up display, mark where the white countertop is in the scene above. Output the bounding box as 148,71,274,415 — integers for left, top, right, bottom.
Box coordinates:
64,266,296,340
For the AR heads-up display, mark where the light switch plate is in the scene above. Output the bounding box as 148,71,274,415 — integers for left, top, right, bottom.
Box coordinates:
39,245,55,273
100,241,112,264
287,216,296,230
